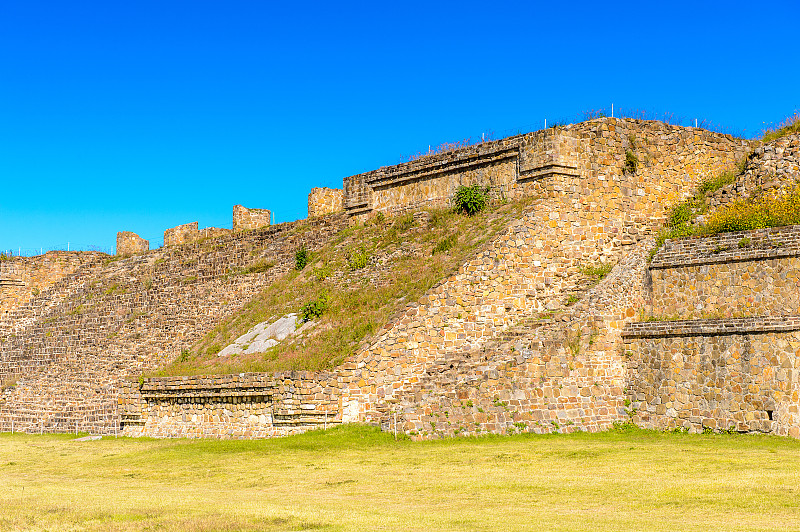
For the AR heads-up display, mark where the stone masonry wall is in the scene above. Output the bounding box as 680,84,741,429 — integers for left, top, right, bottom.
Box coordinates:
116,231,149,256
386,239,653,438
2,119,765,439
339,119,752,426
649,226,800,319
0,252,106,323
308,188,344,218
624,218,800,437
342,119,752,223
120,372,341,438
233,205,271,231
0,215,350,435
623,319,800,436
164,222,200,246
118,119,753,439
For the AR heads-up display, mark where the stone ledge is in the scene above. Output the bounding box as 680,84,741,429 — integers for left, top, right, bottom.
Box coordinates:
622,315,800,338
363,136,526,189
650,225,800,269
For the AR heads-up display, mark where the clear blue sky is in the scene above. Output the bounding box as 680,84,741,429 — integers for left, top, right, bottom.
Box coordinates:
1,1,798,254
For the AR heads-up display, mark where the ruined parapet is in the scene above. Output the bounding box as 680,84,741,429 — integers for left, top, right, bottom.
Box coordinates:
233,205,271,231
164,222,199,246
116,231,149,256
308,187,344,217
199,227,231,240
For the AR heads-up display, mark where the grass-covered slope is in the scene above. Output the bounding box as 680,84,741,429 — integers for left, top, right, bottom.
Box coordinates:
155,198,535,376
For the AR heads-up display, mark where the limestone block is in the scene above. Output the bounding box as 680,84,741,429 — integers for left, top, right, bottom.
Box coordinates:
116,231,149,256
233,205,271,231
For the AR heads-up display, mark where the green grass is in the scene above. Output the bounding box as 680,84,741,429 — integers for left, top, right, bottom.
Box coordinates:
155,199,533,376
2,425,800,531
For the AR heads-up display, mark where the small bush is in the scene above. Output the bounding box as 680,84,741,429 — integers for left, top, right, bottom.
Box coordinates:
300,293,329,322
347,247,369,270
432,234,458,255
453,185,490,216
295,246,309,271
668,202,694,228
624,150,638,174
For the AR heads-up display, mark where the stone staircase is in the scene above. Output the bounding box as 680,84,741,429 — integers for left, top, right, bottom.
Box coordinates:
0,215,349,435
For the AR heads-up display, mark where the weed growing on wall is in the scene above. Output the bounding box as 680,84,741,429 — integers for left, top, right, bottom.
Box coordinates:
346,247,369,270
453,185,490,216
624,150,638,174
580,262,614,282
649,160,800,262
295,246,309,270
704,185,800,234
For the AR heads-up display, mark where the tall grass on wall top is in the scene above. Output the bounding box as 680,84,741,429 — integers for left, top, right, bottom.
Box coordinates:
762,111,800,143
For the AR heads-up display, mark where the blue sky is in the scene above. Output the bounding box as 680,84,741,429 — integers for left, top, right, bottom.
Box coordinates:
1,1,798,254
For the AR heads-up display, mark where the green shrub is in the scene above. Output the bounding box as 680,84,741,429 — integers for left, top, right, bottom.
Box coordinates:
453,185,490,216
668,202,694,228
347,247,369,270
624,150,638,174
295,246,309,270
300,293,329,322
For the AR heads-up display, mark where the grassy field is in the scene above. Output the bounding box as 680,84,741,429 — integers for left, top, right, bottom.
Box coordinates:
2,425,800,531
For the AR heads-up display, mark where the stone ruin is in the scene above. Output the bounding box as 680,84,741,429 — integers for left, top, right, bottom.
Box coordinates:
116,231,150,256
233,205,272,231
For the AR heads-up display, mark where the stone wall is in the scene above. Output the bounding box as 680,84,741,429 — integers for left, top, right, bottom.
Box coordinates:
338,119,752,425
119,119,755,439
120,372,341,438
308,188,344,218
649,225,800,318
624,222,800,436
342,119,752,222
735,134,799,196
0,252,106,322
164,222,200,246
5,118,778,440
116,231,149,256
233,205,271,231
0,214,350,435
624,319,800,436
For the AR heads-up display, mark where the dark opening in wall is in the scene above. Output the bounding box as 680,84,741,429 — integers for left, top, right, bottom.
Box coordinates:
767,410,774,421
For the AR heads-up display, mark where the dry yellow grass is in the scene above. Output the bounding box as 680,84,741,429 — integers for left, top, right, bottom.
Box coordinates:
2,425,800,531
